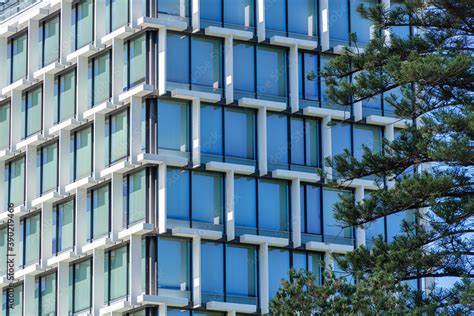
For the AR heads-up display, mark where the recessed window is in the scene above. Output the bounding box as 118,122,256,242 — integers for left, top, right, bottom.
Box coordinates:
52,199,75,254
124,34,146,90
70,259,92,313
157,237,190,292
19,213,41,267
257,46,287,100
322,188,353,244
37,142,58,195
106,0,129,33
5,157,25,209
87,184,111,241
157,99,189,153
71,125,93,181
258,178,289,238
35,272,57,315
8,32,27,84
123,169,147,226
89,52,112,107
158,0,189,17
55,70,76,123
104,245,129,304
21,86,43,139
191,36,222,93
105,109,129,165
0,102,10,149
40,15,60,67
74,0,94,50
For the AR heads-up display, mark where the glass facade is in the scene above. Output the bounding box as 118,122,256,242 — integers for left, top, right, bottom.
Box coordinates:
0,1,418,313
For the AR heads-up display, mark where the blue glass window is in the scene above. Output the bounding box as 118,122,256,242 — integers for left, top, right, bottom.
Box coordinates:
124,169,147,226
21,86,43,139
224,108,255,164
288,0,317,38
331,122,352,176
157,237,190,291
106,0,129,33
35,272,56,315
201,0,221,26
233,41,255,96
226,244,257,304
292,252,323,285
290,117,319,170
328,0,349,46
265,0,286,35
224,0,254,30
191,37,222,93
257,46,287,99
70,259,92,313
167,32,190,87
105,109,129,164
300,52,318,101
89,52,111,107
71,125,93,181
52,199,75,254
125,34,146,89
201,242,224,302
74,0,94,50
19,213,41,267
353,124,382,161
258,179,289,237
158,99,189,153
37,142,58,195
6,157,25,209
41,15,60,67
267,113,288,169
87,184,110,240
55,70,76,123
166,168,190,224
387,210,415,243
201,104,223,161
365,216,385,248
320,54,333,106
234,176,257,235
0,102,9,149
301,184,322,236
104,245,129,303
323,188,353,244
191,171,223,229
158,0,189,16
351,0,376,45
8,32,27,83
268,248,290,299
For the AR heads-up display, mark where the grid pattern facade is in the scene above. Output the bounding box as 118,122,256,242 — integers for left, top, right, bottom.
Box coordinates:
0,0,413,315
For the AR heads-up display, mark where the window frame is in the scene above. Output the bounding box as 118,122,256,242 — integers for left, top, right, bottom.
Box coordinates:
8,31,28,84
21,84,43,139
37,140,59,196
41,13,61,68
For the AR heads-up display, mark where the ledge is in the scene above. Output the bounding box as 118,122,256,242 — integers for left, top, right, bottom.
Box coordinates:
206,301,257,314
136,294,189,307
119,83,154,103
336,178,380,191
238,97,286,111
239,234,289,247
118,222,155,240
172,227,222,240
101,25,136,45
205,26,253,40
366,115,411,129
137,16,188,32
0,25,17,37
171,88,221,103
272,169,320,183
33,62,66,78
137,152,188,167
100,160,136,178
100,300,132,315
0,149,17,161
48,118,83,135
14,263,44,279
83,101,118,119
15,133,47,151
302,106,350,121
0,205,29,222
18,7,49,26
65,176,97,193
1,78,35,96
31,191,66,207
305,241,354,254
205,161,255,175
270,35,317,50
82,236,114,253
47,250,79,266
66,44,100,62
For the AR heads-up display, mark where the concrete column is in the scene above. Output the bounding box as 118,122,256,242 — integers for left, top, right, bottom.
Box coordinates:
228,312,236,316
11,214,21,270
289,45,299,113
320,0,329,51
0,37,7,90
224,36,234,104
58,129,71,193
130,96,142,164
291,178,301,248
322,116,332,179
25,145,38,204
180,0,186,17
192,0,200,32
158,28,167,96
60,0,73,63
191,98,201,167
355,186,366,247
325,252,334,271
259,243,269,314
257,107,267,176
23,275,35,315
111,37,124,104
93,113,105,180
192,236,201,307
41,202,53,265
43,74,55,136
75,188,88,254
157,164,167,233
354,101,362,122
385,124,394,142
28,19,39,79
76,56,89,120
94,0,106,44
129,234,142,304
57,261,69,315
256,0,265,42
11,90,22,149
159,305,167,316
225,171,235,241
92,248,105,315
111,172,124,240
130,0,144,28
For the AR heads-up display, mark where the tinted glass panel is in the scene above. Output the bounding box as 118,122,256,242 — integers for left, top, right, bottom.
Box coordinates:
75,0,94,49
192,172,223,228
258,179,289,236
191,37,222,92
158,99,189,152
0,103,10,149
42,16,60,66
257,46,287,98
157,237,190,290
225,108,255,162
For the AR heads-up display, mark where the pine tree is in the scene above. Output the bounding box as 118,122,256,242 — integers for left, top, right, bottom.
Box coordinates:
271,0,473,313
